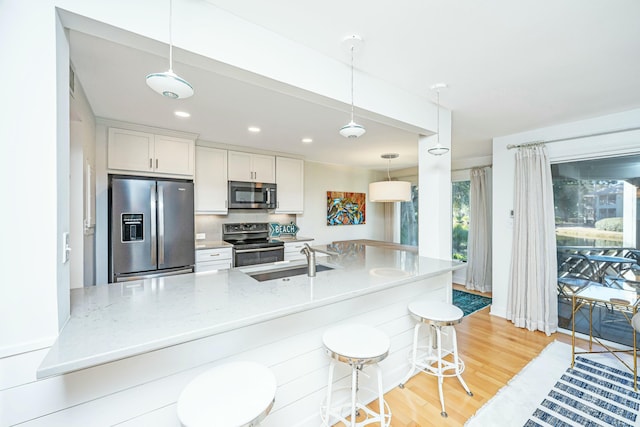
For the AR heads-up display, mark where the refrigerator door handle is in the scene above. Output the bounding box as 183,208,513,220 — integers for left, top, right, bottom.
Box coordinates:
158,184,165,266
150,185,157,266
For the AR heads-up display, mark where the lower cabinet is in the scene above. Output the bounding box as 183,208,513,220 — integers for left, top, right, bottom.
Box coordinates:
284,240,314,261
196,248,232,272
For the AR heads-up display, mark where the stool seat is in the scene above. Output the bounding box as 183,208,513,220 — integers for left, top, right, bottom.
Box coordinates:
177,361,276,427
323,323,390,363
408,300,464,325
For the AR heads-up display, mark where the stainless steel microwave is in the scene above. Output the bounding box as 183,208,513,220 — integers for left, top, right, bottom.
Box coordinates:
228,181,277,209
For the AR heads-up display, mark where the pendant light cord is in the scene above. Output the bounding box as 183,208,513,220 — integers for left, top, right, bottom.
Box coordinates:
387,158,391,181
436,89,440,145
168,0,174,72
349,44,355,122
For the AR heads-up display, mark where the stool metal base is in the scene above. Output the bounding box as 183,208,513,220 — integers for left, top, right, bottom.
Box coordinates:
321,360,391,427
399,321,472,417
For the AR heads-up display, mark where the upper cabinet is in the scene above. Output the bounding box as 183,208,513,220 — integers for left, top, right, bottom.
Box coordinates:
195,146,228,214
227,151,275,183
275,157,304,214
108,128,195,177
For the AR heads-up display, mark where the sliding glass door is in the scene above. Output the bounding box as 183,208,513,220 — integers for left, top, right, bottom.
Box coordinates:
552,154,640,345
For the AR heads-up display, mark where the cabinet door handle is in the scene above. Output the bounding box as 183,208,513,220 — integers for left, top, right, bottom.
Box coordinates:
209,253,220,257
156,159,159,169
149,158,153,169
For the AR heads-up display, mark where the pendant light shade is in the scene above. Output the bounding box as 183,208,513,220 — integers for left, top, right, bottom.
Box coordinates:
427,83,449,156
369,153,412,202
340,35,365,138
340,121,366,138
146,70,193,99
146,0,194,99
369,181,412,202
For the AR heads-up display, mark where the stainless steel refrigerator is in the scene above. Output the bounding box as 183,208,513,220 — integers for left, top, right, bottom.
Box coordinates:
109,176,195,282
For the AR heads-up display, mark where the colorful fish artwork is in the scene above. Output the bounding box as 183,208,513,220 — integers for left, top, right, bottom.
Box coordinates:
327,191,366,226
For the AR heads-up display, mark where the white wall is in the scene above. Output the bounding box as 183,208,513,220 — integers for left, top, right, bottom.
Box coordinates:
492,108,640,318
297,162,385,244
0,1,63,357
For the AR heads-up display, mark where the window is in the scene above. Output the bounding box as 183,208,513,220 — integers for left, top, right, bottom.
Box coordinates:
452,180,470,261
552,156,639,248
400,184,419,245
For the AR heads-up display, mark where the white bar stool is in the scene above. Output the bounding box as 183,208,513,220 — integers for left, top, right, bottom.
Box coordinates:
177,361,276,427
399,300,473,417
321,323,392,427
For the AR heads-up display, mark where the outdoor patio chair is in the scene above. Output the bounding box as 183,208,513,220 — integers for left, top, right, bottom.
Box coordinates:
557,252,598,282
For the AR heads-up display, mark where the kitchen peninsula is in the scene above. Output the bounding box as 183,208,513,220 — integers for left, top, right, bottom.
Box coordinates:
36,241,463,426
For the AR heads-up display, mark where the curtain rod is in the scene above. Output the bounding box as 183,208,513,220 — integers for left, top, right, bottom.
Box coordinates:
506,126,640,150
451,164,492,172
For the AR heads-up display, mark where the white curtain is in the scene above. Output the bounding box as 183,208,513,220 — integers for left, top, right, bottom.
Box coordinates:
466,167,492,293
507,145,558,335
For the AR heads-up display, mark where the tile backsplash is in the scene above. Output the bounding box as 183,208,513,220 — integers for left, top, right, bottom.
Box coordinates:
195,211,296,242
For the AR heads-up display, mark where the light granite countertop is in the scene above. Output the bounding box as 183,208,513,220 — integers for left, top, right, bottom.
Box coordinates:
37,242,463,378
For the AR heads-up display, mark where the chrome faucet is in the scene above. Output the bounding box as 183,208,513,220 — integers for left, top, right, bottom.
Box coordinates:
300,243,317,277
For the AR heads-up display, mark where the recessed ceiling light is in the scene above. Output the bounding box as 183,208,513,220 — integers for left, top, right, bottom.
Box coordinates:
174,111,191,118
248,126,261,133
302,138,313,143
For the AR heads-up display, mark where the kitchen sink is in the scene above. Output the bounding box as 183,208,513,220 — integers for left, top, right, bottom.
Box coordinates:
247,264,334,282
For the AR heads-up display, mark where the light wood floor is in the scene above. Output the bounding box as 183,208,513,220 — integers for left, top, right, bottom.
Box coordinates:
333,285,591,427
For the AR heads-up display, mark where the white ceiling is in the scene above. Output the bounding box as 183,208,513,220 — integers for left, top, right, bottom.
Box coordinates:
69,0,640,171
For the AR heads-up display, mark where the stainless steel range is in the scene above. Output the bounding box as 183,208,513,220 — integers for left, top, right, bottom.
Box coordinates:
222,223,284,267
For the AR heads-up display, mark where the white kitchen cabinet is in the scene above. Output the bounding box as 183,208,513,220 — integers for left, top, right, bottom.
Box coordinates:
108,128,195,177
284,240,314,261
196,247,232,272
227,151,275,183
275,157,304,214
195,146,228,214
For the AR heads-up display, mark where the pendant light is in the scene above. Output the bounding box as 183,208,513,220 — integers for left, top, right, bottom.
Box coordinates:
339,35,366,138
146,0,194,99
427,83,449,155
369,154,412,202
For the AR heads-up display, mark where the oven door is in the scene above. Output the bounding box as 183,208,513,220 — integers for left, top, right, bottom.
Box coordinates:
234,246,285,267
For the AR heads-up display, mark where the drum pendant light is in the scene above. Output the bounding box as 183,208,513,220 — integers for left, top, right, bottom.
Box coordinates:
339,35,366,138
427,83,449,155
146,0,194,99
369,154,412,202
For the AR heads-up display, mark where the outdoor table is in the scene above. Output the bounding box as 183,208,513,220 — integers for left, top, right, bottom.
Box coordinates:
571,284,639,390
584,254,638,282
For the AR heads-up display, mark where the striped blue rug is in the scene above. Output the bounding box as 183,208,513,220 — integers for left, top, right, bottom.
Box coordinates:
525,355,640,426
